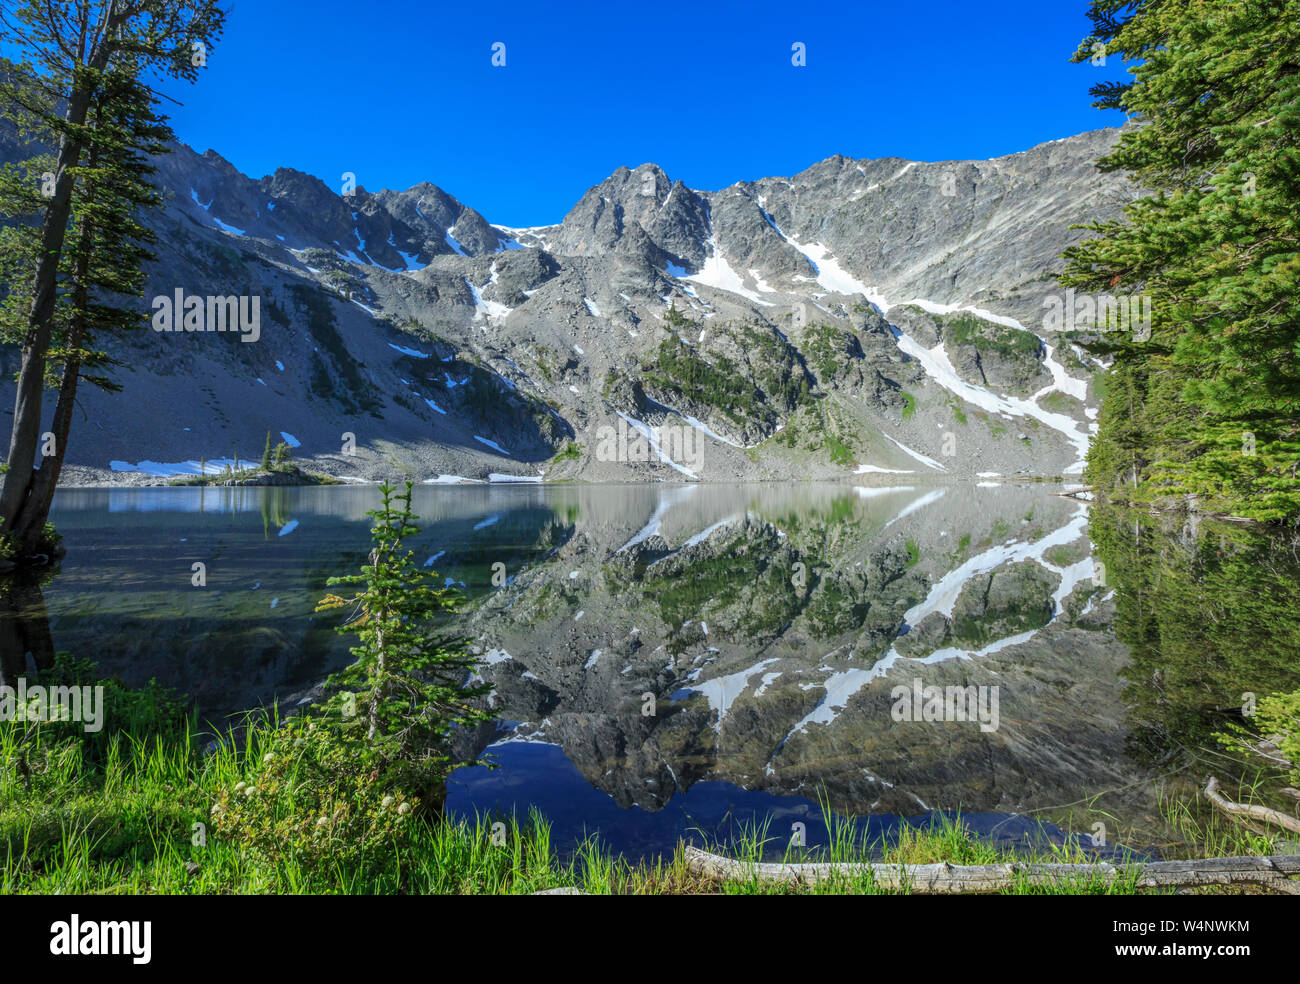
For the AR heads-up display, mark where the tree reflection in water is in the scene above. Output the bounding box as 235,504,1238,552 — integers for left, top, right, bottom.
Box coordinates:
1091,504,1300,777
0,571,58,686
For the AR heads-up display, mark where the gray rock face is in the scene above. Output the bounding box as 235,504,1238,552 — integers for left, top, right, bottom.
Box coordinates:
951,561,1058,647
553,165,712,269
438,483,1139,823
896,611,951,658
887,304,1049,395
0,115,1128,485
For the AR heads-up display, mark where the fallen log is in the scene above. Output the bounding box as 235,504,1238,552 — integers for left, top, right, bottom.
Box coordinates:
1205,777,1300,835
683,845,1300,894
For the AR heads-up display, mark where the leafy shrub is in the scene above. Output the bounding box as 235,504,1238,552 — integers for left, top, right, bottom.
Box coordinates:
210,719,415,879
1217,688,1300,788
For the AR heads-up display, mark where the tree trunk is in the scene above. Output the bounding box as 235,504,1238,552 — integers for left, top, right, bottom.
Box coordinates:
0,88,94,539
12,160,96,556
1205,776,1300,835
0,20,122,552
683,845,1300,894
11,347,81,555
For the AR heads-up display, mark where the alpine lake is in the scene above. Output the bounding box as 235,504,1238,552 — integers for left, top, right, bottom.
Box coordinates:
5,480,1298,862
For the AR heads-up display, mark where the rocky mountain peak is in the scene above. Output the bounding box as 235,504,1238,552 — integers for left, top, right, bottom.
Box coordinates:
0,116,1128,488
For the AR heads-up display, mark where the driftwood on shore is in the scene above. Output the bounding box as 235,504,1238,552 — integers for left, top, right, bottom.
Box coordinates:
683,845,1300,894
1205,776,1300,835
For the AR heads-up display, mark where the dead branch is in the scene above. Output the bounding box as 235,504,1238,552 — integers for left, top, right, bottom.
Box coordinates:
1205,776,1300,835
684,845,1300,894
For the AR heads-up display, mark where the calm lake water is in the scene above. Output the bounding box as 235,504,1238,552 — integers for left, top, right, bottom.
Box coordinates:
6,481,1298,859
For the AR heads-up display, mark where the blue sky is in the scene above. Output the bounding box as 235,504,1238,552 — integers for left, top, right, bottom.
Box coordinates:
162,0,1130,227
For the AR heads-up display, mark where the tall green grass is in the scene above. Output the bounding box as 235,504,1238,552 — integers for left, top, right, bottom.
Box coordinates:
0,701,1280,895
690,798,1147,896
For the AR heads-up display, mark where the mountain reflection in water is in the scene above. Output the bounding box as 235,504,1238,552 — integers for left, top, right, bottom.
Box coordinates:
0,482,1293,859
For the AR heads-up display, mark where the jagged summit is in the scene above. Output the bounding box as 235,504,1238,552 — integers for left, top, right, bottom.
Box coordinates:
0,122,1126,486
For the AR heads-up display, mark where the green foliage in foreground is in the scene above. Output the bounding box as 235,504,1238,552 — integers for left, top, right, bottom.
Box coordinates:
0,657,1287,895
1065,1,1300,521
1217,688,1300,791
311,482,493,818
0,691,1163,895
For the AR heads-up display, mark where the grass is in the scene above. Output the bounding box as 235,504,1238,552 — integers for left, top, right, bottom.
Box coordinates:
1092,369,1110,404
1043,541,1091,567
824,431,853,466
904,539,921,568
2,673,1290,896
1157,775,1287,863
1,710,567,895
771,401,861,468
901,392,917,421
1039,391,1083,415
0,717,1159,895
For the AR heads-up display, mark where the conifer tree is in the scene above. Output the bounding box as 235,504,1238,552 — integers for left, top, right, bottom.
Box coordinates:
1064,0,1300,521
0,0,225,559
315,482,492,817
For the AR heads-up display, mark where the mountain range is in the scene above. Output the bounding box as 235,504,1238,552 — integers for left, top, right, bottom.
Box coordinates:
0,125,1131,486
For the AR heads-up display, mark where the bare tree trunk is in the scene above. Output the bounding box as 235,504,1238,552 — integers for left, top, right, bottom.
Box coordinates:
684,845,1300,894
11,347,80,555
1206,777,1300,835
